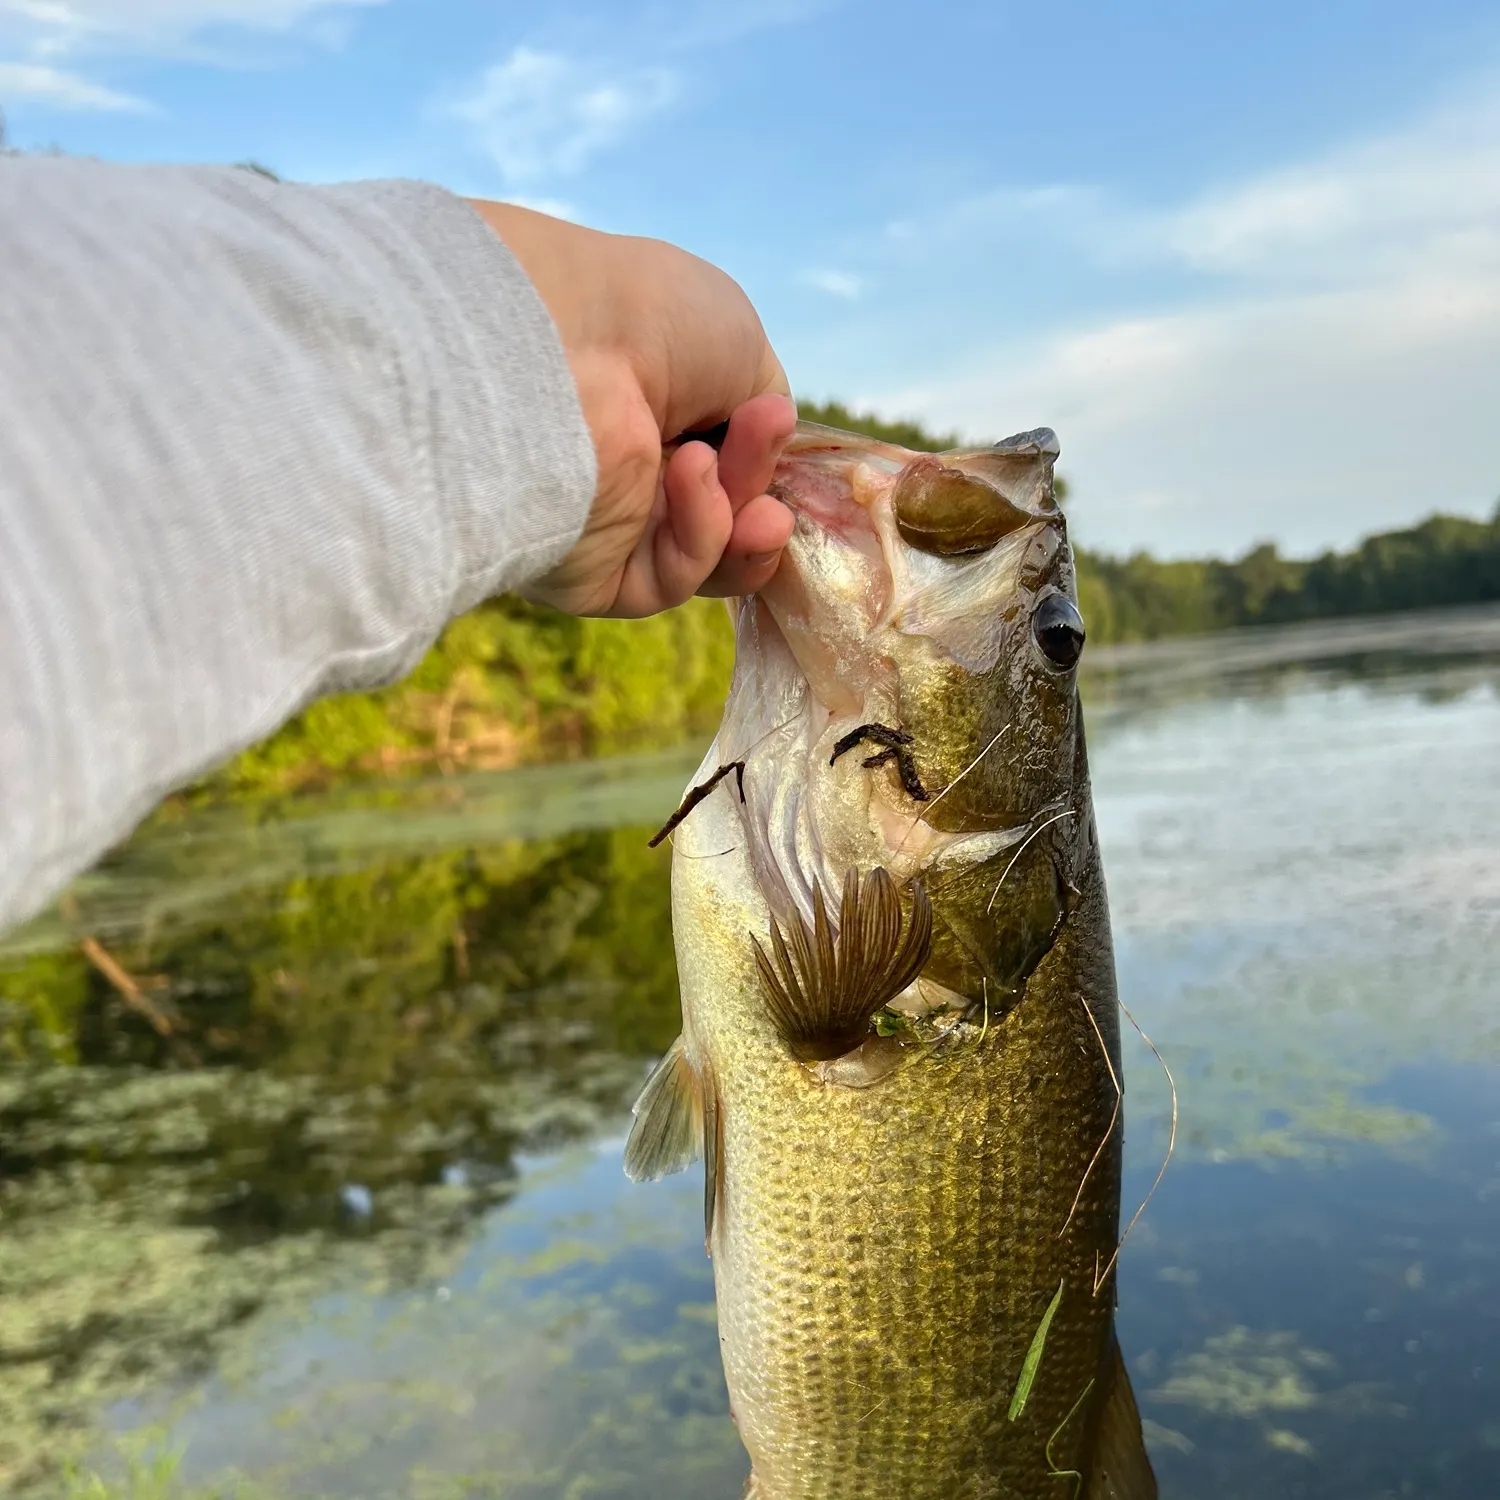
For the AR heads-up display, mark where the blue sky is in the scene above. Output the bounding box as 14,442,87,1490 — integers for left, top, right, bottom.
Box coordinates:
3,0,1499,558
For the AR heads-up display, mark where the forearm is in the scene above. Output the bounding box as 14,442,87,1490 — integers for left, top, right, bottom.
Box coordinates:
0,158,594,933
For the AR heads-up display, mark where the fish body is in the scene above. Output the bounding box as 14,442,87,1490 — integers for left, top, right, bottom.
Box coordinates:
627,423,1155,1499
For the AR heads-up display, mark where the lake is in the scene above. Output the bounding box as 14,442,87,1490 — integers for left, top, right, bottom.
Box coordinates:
2,607,1498,1499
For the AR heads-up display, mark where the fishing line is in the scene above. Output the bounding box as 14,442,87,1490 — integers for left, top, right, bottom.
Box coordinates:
731,706,808,769
1043,1376,1095,1500
892,722,1012,861
1093,998,1177,1295
668,834,739,859
1060,993,1122,1246
985,809,1078,915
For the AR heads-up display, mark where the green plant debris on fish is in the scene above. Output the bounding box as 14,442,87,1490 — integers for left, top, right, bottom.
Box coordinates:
624,420,1158,1497
1045,1376,1097,1500
1009,1280,1067,1422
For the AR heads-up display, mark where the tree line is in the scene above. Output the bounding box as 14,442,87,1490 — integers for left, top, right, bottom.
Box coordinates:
803,401,1500,643
198,402,1498,793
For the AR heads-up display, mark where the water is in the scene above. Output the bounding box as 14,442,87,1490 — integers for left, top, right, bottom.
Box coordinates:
2,608,1498,1499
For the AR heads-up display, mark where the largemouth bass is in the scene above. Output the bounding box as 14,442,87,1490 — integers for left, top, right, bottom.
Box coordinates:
627,421,1156,1499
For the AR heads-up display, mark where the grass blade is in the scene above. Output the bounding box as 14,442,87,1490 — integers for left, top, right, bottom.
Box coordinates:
1007,1279,1065,1422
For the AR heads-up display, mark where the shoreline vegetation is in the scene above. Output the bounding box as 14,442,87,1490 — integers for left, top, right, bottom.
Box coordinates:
206,401,1500,798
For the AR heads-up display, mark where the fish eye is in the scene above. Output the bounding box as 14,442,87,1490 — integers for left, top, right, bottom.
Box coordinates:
1032,593,1085,670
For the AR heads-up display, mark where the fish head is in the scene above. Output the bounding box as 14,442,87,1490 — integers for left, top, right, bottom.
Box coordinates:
714,419,1092,1031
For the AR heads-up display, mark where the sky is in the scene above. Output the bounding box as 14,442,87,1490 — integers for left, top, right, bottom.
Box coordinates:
2,0,1498,558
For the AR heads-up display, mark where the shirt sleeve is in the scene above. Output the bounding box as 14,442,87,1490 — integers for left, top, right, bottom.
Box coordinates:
0,157,597,934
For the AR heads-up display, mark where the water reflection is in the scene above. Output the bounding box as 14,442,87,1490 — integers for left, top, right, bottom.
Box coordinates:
1,608,1498,1497
0,827,687,1496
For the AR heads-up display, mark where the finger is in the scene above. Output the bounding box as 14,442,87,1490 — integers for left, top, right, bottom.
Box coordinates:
615,440,732,616
756,343,792,399
728,488,797,557
716,393,797,509
696,491,796,598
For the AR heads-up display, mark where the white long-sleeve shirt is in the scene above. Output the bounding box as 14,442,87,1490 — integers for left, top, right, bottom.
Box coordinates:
0,158,596,934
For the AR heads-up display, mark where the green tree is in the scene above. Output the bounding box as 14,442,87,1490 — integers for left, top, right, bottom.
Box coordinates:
186,398,1500,789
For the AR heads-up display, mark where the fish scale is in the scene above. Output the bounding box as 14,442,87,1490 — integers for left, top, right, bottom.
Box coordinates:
628,422,1156,1499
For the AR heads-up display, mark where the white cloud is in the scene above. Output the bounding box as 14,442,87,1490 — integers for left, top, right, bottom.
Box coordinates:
0,57,147,109
450,47,676,183
897,276,1500,557
801,268,863,299
0,0,386,112
1161,91,1500,282
446,4,830,187
882,183,1105,251
872,80,1500,557
0,0,384,45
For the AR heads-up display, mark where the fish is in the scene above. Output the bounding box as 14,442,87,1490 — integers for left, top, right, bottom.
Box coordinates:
626,420,1156,1499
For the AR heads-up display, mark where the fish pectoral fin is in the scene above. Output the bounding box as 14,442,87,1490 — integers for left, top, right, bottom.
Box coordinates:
623,1036,704,1183
1083,1336,1158,1500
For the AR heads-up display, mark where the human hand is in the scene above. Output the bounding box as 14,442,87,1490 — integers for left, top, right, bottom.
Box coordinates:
467,200,797,619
